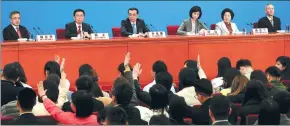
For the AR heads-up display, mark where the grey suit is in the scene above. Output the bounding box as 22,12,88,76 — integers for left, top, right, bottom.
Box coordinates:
177,18,208,35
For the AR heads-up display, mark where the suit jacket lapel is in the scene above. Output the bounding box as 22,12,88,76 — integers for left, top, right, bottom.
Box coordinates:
265,17,273,28
221,22,229,34
73,22,78,33
8,24,19,37
187,19,192,32
136,19,140,33
127,18,133,33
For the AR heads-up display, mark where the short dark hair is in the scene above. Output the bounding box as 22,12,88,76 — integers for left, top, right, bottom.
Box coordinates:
128,7,139,14
236,59,252,70
258,99,280,125
46,74,60,87
3,63,20,82
189,6,202,19
223,68,241,89
43,80,59,103
73,9,85,16
169,96,188,123
149,115,170,125
276,56,290,71
184,60,198,69
250,70,268,84
106,107,128,125
243,80,267,105
118,63,133,76
9,11,20,19
17,88,36,111
149,84,169,110
155,71,173,91
195,79,213,97
273,91,290,114
209,94,231,120
44,61,61,78
113,77,133,105
152,60,168,74
12,62,27,83
265,66,281,78
76,75,94,93
71,90,94,118
178,68,198,89
221,8,235,20
217,57,232,77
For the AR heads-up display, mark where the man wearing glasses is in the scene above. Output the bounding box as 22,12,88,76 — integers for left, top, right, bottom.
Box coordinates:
3,11,30,41
64,9,93,39
120,8,150,37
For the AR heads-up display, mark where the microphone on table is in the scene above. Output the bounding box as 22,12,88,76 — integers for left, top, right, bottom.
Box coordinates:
145,24,153,31
90,25,98,33
247,23,253,28
33,27,40,35
150,24,158,32
37,27,45,35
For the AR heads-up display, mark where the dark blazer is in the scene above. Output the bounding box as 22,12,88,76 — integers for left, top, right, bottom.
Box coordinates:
62,98,104,112
1,80,24,106
239,99,261,125
227,92,245,104
64,21,93,39
212,120,231,125
257,16,281,32
118,105,147,125
120,18,150,37
7,113,57,125
3,24,29,41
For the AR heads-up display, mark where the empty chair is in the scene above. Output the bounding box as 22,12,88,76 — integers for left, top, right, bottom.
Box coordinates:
166,25,179,35
56,29,65,39
112,27,122,37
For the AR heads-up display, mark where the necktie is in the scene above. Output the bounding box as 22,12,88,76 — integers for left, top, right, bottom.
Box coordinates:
16,27,22,38
132,24,137,34
77,25,81,35
270,20,274,27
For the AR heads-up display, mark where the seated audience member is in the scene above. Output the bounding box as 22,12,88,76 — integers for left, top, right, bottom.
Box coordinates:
215,8,239,35
169,96,189,125
184,59,207,79
209,95,232,125
257,4,281,32
136,84,170,123
120,8,150,37
1,100,19,117
227,75,249,103
265,66,286,90
62,75,104,113
12,62,31,88
149,115,171,125
275,56,290,80
220,68,241,95
7,88,57,125
177,6,208,35
38,81,98,125
176,68,201,106
236,59,253,80
257,99,280,125
65,9,93,39
1,63,24,106
211,57,232,93
105,107,128,125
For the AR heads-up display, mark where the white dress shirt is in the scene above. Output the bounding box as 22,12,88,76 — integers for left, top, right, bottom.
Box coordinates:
143,80,176,93
75,23,83,34
130,21,137,34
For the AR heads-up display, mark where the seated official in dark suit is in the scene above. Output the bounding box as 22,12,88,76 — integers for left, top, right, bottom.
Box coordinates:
177,6,208,35
7,88,57,125
2,11,29,41
65,9,93,39
258,4,281,33
209,95,232,125
121,8,150,37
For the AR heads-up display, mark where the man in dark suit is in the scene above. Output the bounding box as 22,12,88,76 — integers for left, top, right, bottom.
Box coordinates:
209,95,232,125
7,88,57,125
121,8,150,37
2,11,29,41
257,4,281,32
64,9,93,39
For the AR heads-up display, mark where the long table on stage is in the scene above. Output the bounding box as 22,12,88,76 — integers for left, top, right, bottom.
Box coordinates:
1,34,290,90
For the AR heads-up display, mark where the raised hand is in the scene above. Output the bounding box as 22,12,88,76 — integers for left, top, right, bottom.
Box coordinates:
37,81,47,97
124,52,131,67
60,71,67,89
132,63,142,79
60,58,65,72
197,54,201,70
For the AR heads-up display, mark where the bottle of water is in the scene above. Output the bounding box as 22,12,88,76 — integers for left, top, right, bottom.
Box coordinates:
243,28,247,35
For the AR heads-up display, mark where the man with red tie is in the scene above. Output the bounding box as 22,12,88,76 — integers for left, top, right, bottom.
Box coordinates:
64,9,93,39
3,11,29,41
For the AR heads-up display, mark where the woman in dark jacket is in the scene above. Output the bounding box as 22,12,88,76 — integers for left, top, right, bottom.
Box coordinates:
227,75,248,103
275,56,290,80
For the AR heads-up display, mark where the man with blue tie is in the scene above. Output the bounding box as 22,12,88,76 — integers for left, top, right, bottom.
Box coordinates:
120,8,150,37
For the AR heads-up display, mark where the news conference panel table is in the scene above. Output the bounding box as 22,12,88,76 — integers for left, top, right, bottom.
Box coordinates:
1,34,290,90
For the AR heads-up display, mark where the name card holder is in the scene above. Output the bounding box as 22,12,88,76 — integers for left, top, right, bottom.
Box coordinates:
90,33,109,40
252,28,268,35
148,31,166,38
204,30,221,36
36,35,56,42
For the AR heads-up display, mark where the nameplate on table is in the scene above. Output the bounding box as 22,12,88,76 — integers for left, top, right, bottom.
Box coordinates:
252,28,268,35
204,30,221,36
36,35,56,42
90,33,109,40
148,31,166,38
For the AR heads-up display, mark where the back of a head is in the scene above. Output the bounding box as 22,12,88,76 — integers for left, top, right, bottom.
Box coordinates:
118,63,133,76
217,57,232,77
273,91,290,114
71,90,94,118
236,59,252,70
149,115,171,125
223,68,241,89
152,60,168,74
76,75,94,93
178,68,198,89
155,71,173,91
3,63,20,82
46,74,60,87
195,78,213,97
12,62,27,83
243,80,267,105
44,61,61,78
42,80,59,103
79,64,99,82
229,75,249,96
265,66,281,78
105,107,128,125
258,99,280,125
209,94,231,120
169,96,188,122
113,77,133,105
17,88,37,111
184,60,198,70
149,84,169,110
250,70,268,84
